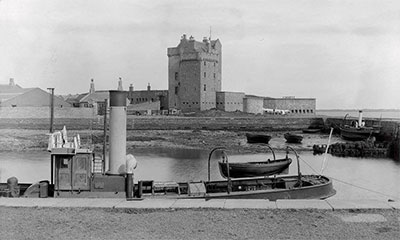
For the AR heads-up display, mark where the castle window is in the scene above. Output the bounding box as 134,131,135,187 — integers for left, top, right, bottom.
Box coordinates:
311,109,313,113
204,61,206,66
175,87,178,94
214,73,216,79
175,72,178,80
204,72,206,78
204,84,206,91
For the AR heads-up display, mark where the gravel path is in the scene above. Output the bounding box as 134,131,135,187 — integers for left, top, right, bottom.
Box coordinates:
1,207,399,240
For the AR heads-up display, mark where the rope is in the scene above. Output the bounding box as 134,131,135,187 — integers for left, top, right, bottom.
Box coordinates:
329,176,400,201
298,156,400,201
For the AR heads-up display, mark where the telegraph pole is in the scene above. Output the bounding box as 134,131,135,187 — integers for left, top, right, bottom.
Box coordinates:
47,88,55,133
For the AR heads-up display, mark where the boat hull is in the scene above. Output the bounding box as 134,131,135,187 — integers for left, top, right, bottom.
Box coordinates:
181,175,336,201
246,133,271,144
340,127,379,141
218,158,292,178
284,133,303,143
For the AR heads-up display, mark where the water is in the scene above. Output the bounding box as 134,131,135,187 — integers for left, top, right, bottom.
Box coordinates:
1,149,399,201
316,109,400,120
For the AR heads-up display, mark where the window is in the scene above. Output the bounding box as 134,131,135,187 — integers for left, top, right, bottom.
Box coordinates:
214,62,216,67
213,73,216,79
204,84,206,91
204,72,206,78
175,87,178,94
204,61,206,66
175,72,178,80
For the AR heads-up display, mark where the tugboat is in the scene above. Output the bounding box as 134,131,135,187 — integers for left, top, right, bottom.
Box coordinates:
340,111,380,141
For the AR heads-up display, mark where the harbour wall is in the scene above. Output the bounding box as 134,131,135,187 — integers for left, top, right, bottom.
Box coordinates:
0,115,398,136
0,116,322,131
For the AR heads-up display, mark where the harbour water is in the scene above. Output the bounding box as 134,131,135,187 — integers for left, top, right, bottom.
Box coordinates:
317,109,400,120
1,148,399,201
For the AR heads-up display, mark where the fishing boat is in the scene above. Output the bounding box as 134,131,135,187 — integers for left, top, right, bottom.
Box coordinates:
284,132,303,143
246,133,272,144
340,111,380,141
217,145,292,178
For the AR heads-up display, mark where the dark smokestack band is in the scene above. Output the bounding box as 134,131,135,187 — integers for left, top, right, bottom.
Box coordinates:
109,91,127,107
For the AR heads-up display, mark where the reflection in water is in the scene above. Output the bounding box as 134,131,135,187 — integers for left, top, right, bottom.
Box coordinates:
1,149,399,201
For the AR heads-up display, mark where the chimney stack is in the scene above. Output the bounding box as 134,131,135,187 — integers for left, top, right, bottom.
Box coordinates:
129,84,134,92
89,79,95,94
147,83,151,91
117,77,123,91
9,78,15,86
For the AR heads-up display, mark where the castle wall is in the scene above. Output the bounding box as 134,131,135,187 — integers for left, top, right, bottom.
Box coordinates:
216,92,245,112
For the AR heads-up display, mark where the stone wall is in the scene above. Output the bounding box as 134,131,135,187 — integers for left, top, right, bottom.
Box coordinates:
243,97,264,114
0,115,322,131
0,106,94,119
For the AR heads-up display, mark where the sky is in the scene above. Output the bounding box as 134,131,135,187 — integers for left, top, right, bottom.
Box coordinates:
1,0,400,109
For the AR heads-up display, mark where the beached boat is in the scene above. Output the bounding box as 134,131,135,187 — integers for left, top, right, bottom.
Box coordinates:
302,128,321,134
217,145,292,178
246,133,272,144
284,133,303,143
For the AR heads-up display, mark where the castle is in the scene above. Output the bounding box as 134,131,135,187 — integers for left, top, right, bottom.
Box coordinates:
167,34,315,115
67,34,316,116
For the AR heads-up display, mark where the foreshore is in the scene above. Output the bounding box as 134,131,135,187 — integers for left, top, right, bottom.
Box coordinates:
0,128,342,154
1,198,399,240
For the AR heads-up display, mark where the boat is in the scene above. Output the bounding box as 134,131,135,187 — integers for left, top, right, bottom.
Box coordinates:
246,133,272,144
0,146,336,201
217,145,292,178
302,128,321,134
284,132,303,143
340,111,380,141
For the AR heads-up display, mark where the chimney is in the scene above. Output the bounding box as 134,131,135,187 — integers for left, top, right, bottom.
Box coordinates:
147,83,151,91
203,37,209,43
9,78,15,86
117,77,123,91
89,79,95,94
129,84,134,92
108,90,127,175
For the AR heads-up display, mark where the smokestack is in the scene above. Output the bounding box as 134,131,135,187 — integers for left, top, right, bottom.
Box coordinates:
108,90,127,175
129,84,134,92
9,78,15,86
358,110,363,127
147,83,151,91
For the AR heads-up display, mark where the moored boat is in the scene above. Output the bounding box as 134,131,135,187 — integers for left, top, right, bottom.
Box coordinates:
246,133,272,144
284,132,303,143
340,111,380,141
139,146,336,200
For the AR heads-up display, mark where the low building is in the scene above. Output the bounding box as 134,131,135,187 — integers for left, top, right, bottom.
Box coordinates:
127,83,168,111
0,78,70,107
264,96,316,115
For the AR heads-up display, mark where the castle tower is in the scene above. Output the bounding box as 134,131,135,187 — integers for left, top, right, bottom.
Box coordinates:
167,34,222,112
